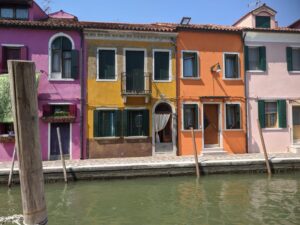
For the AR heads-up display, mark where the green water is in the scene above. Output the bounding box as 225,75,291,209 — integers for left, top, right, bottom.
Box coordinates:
0,173,300,225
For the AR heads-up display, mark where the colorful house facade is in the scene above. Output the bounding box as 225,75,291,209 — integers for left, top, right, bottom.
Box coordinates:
176,25,247,155
84,23,177,158
0,0,85,161
234,4,300,153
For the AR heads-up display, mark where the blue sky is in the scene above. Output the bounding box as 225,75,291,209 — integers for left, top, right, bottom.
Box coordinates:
36,0,299,26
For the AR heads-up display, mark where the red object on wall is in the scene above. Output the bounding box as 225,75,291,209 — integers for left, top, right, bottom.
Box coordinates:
69,104,77,117
42,104,51,117
20,46,28,60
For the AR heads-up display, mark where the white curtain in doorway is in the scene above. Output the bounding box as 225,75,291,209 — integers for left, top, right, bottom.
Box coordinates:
154,114,170,143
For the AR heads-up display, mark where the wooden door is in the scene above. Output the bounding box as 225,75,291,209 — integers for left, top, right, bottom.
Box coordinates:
204,104,219,146
50,123,70,160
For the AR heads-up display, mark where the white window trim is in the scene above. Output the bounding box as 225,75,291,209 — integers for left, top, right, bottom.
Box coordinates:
1,44,25,47
48,32,75,81
152,49,172,82
263,100,280,129
246,45,266,72
223,52,241,80
181,102,201,131
181,50,200,79
123,107,149,138
224,102,242,131
96,47,118,82
288,46,300,73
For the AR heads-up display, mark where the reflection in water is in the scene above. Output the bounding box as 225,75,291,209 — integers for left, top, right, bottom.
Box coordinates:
0,173,299,225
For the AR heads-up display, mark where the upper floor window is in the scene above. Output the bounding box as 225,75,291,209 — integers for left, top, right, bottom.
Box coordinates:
50,35,78,80
256,16,271,28
245,46,266,72
0,46,28,73
97,49,116,80
182,51,198,78
154,50,171,81
287,47,300,72
224,53,240,79
0,7,28,20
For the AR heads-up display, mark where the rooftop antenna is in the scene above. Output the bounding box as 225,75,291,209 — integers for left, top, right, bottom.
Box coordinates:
42,0,52,14
248,0,263,9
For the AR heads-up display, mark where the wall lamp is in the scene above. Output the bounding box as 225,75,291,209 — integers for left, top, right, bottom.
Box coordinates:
211,63,221,73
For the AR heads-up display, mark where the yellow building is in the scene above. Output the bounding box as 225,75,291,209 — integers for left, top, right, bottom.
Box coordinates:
84,23,177,158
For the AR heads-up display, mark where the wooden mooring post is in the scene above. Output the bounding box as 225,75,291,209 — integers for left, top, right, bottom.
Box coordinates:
257,119,272,176
8,60,48,225
7,146,16,188
57,127,68,183
191,127,200,178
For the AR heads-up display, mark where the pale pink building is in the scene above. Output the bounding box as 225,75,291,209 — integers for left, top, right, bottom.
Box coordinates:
234,4,300,153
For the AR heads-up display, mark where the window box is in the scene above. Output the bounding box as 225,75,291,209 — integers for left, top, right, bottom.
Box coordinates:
0,135,15,143
42,104,77,123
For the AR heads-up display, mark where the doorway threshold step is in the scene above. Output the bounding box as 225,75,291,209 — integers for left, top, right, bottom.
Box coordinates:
290,145,300,154
201,148,227,156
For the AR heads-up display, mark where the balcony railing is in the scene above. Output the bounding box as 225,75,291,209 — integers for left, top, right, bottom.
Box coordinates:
121,72,152,95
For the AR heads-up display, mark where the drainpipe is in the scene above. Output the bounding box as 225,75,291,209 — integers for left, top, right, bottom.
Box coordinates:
173,34,179,155
80,29,85,159
242,31,249,154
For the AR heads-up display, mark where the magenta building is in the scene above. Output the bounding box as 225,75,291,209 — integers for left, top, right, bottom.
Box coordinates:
0,0,85,161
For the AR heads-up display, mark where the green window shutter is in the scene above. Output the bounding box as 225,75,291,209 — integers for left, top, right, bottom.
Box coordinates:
286,47,293,71
278,100,287,128
93,110,100,137
193,53,198,77
71,50,79,79
122,110,128,137
115,110,122,137
258,100,265,128
259,47,266,71
142,110,149,136
245,46,249,71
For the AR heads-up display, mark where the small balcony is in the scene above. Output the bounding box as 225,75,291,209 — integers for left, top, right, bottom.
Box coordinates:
121,72,152,103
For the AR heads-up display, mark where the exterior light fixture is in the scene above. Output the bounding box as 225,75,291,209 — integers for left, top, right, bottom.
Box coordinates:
180,17,191,25
211,63,221,73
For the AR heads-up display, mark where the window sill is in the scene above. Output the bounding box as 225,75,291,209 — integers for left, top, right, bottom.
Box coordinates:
96,79,118,82
289,71,300,74
153,79,172,83
223,78,242,81
49,78,75,82
0,135,15,143
181,77,201,80
181,129,202,132
94,137,121,140
262,128,286,131
246,70,266,73
224,129,243,131
124,136,148,139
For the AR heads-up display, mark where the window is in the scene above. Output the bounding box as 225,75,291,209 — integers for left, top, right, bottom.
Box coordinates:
50,36,78,80
183,104,199,130
94,110,121,138
0,123,14,136
1,47,21,73
224,53,239,78
154,51,170,81
256,16,271,28
182,52,198,78
0,7,28,20
42,104,77,118
124,109,149,137
258,100,287,129
97,49,116,80
287,47,300,72
226,104,241,129
245,46,266,71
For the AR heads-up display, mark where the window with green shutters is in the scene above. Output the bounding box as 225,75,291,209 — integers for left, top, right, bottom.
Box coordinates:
286,47,300,72
98,49,116,80
154,51,170,81
258,100,287,129
93,109,122,137
245,46,266,71
255,16,271,28
183,104,199,130
224,53,239,79
123,109,149,137
182,51,198,78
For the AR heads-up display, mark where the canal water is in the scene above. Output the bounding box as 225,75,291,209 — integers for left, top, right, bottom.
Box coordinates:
0,173,300,225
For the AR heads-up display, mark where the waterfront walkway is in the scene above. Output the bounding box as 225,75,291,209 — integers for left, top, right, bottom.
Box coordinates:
0,153,300,183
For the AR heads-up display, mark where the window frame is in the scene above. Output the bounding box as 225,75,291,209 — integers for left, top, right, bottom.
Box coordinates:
223,52,241,80
288,46,300,73
0,7,29,20
246,45,265,73
48,33,75,81
152,49,172,82
224,102,242,131
181,50,200,79
124,107,149,139
181,102,201,131
96,47,118,82
0,122,15,137
93,108,120,139
264,100,279,129
255,16,271,28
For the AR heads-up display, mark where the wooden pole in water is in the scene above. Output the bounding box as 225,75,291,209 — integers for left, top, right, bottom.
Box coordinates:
8,60,48,225
57,127,68,183
257,119,272,175
191,127,200,178
7,146,16,188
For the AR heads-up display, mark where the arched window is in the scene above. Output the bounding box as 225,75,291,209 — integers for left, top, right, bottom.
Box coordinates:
50,35,78,80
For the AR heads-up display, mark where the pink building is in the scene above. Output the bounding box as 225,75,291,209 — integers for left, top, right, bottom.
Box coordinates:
234,4,300,153
0,0,86,161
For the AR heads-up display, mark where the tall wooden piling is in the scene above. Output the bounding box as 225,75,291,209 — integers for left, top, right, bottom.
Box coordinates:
57,127,68,183
191,127,200,178
8,60,48,225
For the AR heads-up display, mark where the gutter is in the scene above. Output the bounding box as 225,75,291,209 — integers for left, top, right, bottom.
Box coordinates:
80,29,85,159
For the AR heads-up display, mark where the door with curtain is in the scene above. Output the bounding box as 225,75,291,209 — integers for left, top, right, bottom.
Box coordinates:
50,123,70,160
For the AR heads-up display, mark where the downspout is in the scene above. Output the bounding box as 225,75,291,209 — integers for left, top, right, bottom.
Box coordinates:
173,33,179,155
242,31,248,154
80,29,85,159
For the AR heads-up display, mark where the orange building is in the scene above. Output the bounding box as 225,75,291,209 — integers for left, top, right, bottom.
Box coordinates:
177,25,246,155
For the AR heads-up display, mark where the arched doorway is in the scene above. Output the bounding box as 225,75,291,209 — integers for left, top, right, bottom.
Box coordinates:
153,102,176,154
